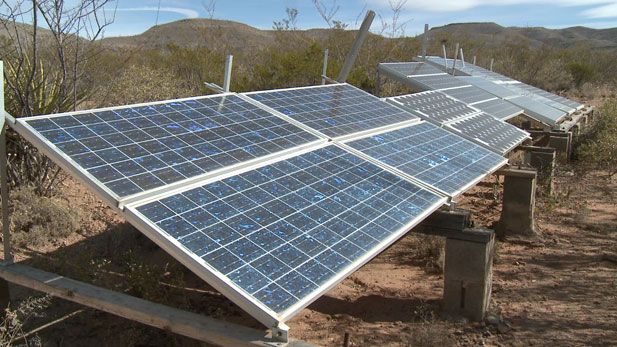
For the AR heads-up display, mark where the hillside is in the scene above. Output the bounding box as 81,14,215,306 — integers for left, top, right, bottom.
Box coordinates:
98,19,617,51
429,22,617,49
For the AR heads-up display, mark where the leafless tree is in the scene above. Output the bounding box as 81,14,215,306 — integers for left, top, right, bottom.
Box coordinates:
273,7,298,31
312,0,340,28
377,0,409,38
202,0,216,20
0,0,116,195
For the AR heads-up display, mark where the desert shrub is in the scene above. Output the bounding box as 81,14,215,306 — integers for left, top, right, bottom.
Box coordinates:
407,234,445,274
576,99,617,178
101,64,197,106
249,41,329,90
0,296,49,347
4,185,82,248
567,61,595,88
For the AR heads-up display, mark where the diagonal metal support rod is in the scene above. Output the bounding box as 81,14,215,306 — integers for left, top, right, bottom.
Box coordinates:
337,10,375,82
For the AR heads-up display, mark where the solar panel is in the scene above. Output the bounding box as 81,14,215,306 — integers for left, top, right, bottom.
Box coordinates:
440,85,497,104
506,83,576,113
245,84,418,138
18,94,322,202
411,75,471,90
388,91,478,124
379,62,445,76
507,95,568,125
426,57,584,112
127,144,446,325
457,76,520,99
445,113,530,155
344,122,507,197
425,57,518,83
472,98,524,121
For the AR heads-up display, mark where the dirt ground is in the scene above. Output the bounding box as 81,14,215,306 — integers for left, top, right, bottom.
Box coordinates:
3,157,617,346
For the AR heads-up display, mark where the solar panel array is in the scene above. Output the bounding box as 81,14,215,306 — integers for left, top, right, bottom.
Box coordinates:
246,84,418,138
23,95,320,200
388,91,530,155
14,82,507,332
378,61,524,121
422,56,585,124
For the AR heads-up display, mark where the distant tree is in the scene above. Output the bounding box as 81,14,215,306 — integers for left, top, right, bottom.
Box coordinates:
312,0,340,28
273,8,298,31
201,0,216,19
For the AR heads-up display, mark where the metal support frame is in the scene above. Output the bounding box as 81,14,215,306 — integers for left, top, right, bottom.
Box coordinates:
337,10,375,82
452,43,459,76
442,44,448,69
1,61,12,264
223,55,233,93
421,24,429,60
473,56,477,65
321,48,329,85
460,48,465,67
489,58,494,72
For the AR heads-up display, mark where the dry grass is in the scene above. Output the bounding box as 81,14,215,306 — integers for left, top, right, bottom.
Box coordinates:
5,185,82,248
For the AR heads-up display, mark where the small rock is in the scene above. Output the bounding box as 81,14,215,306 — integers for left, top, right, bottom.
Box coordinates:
497,323,510,334
485,314,500,326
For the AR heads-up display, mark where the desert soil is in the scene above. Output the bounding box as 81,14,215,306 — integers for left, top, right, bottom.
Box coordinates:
3,161,617,346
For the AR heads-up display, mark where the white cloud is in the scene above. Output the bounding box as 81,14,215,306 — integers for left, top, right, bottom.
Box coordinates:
365,0,616,13
114,7,199,19
582,3,617,18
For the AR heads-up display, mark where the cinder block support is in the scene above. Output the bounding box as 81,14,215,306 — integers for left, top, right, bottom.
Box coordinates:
495,168,537,238
522,146,556,194
418,208,494,320
548,133,571,161
443,229,494,321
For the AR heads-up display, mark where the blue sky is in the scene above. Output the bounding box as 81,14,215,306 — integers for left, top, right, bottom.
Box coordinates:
102,0,617,37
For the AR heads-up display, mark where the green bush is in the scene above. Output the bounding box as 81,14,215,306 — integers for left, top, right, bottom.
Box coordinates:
577,99,617,178
567,61,595,88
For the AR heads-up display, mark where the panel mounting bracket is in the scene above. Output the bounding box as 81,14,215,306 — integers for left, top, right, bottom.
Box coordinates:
269,322,289,345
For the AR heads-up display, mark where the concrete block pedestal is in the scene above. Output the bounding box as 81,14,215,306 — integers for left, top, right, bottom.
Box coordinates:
443,230,495,321
496,168,537,238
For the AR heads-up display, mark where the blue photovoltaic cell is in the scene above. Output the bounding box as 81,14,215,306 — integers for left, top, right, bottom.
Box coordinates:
346,122,507,196
134,145,443,314
246,84,417,138
24,95,319,198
